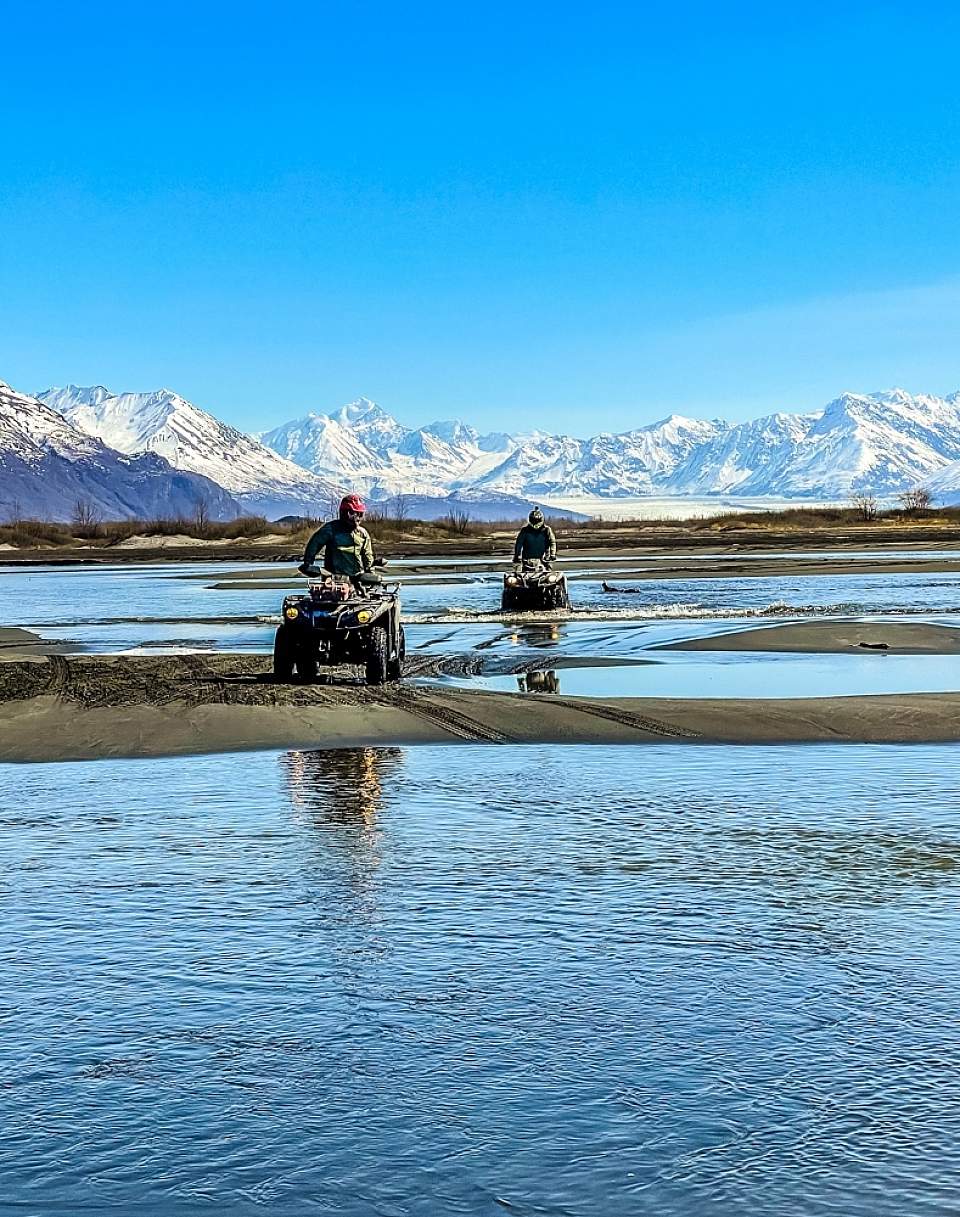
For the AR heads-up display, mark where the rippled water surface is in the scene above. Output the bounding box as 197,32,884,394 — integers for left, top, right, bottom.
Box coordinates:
2,745,960,1215
5,559,960,654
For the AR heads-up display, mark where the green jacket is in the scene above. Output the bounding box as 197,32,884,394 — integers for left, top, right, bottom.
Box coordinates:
303,520,374,576
514,523,557,563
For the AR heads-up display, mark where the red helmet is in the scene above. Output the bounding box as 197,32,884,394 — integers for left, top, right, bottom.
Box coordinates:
339,493,366,518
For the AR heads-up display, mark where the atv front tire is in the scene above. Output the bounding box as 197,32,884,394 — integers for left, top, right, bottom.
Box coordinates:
387,624,406,681
295,646,318,682
273,627,295,680
366,624,389,685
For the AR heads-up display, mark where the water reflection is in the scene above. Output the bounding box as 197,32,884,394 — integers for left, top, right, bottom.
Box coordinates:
516,669,560,693
2,745,960,1214
282,747,403,832
282,748,405,915
519,622,565,648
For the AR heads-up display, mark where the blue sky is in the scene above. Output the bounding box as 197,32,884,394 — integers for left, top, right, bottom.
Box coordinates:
2,0,959,435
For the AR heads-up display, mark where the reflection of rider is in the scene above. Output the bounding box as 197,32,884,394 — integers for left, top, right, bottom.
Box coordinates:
283,749,405,910
301,494,375,578
516,670,560,694
284,746,403,827
513,507,557,569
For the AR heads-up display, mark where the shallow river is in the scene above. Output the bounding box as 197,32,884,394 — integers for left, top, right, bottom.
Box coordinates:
2,744,960,1215
4,559,960,655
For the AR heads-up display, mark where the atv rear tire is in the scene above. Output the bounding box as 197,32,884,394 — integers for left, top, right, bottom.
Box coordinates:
366,624,389,685
387,625,406,681
273,627,295,680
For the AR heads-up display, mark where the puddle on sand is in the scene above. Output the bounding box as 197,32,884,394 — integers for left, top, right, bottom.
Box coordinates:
443,651,960,699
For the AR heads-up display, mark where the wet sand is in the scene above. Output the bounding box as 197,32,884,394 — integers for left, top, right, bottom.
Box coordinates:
0,626,78,659
663,619,960,654
2,638,960,761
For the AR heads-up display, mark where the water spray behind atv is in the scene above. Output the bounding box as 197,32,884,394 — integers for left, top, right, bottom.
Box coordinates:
501,559,571,612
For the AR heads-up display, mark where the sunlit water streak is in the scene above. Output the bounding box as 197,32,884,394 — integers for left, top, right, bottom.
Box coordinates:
1,745,959,1215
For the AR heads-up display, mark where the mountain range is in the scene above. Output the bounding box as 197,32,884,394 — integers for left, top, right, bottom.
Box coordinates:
38,385,340,518
5,376,960,523
258,387,960,504
0,380,239,522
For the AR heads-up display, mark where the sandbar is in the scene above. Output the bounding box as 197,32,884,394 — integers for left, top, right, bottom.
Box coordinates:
661,619,960,654
1,650,959,761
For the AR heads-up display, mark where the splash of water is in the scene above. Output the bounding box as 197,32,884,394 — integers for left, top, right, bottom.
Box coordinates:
405,601,960,625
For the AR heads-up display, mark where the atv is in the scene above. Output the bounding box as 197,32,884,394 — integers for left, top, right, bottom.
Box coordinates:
501,559,570,612
273,563,405,685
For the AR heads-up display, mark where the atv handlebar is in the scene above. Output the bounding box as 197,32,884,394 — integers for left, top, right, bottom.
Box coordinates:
297,563,388,589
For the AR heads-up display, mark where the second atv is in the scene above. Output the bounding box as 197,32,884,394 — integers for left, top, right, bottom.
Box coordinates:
274,564,405,685
501,559,570,612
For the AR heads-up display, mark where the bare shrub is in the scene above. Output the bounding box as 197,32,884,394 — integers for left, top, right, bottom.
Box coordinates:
898,487,934,514
193,499,210,536
0,520,72,548
219,515,269,539
71,497,103,539
443,509,473,535
850,493,879,522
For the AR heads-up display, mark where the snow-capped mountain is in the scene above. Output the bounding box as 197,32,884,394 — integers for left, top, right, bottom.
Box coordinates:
40,385,342,518
17,377,960,519
921,452,960,506
769,391,960,496
260,399,516,501
0,380,239,522
260,388,960,502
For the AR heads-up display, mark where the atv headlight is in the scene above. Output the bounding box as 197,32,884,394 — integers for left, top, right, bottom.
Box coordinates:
506,576,520,585
284,606,299,619
357,610,372,623
546,574,559,583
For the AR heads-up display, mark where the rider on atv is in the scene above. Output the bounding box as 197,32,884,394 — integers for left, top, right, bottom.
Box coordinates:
300,494,377,581
513,507,557,570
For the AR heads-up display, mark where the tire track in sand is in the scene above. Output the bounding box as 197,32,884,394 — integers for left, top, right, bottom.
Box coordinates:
371,685,518,743
550,697,702,740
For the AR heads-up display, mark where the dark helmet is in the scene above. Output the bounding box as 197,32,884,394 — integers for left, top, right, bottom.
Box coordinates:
339,493,366,520
528,507,545,527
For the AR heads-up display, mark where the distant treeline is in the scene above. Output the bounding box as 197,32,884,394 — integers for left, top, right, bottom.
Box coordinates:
3,496,960,550
0,510,531,548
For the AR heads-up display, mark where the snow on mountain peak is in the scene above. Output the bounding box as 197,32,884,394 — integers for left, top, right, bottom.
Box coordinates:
24,380,960,511
1,378,241,522
253,386,960,501
37,384,340,517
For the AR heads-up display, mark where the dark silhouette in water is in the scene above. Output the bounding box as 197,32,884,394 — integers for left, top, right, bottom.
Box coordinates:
601,581,642,594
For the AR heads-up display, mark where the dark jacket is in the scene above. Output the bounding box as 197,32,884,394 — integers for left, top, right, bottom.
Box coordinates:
303,520,374,576
513,523,557,563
